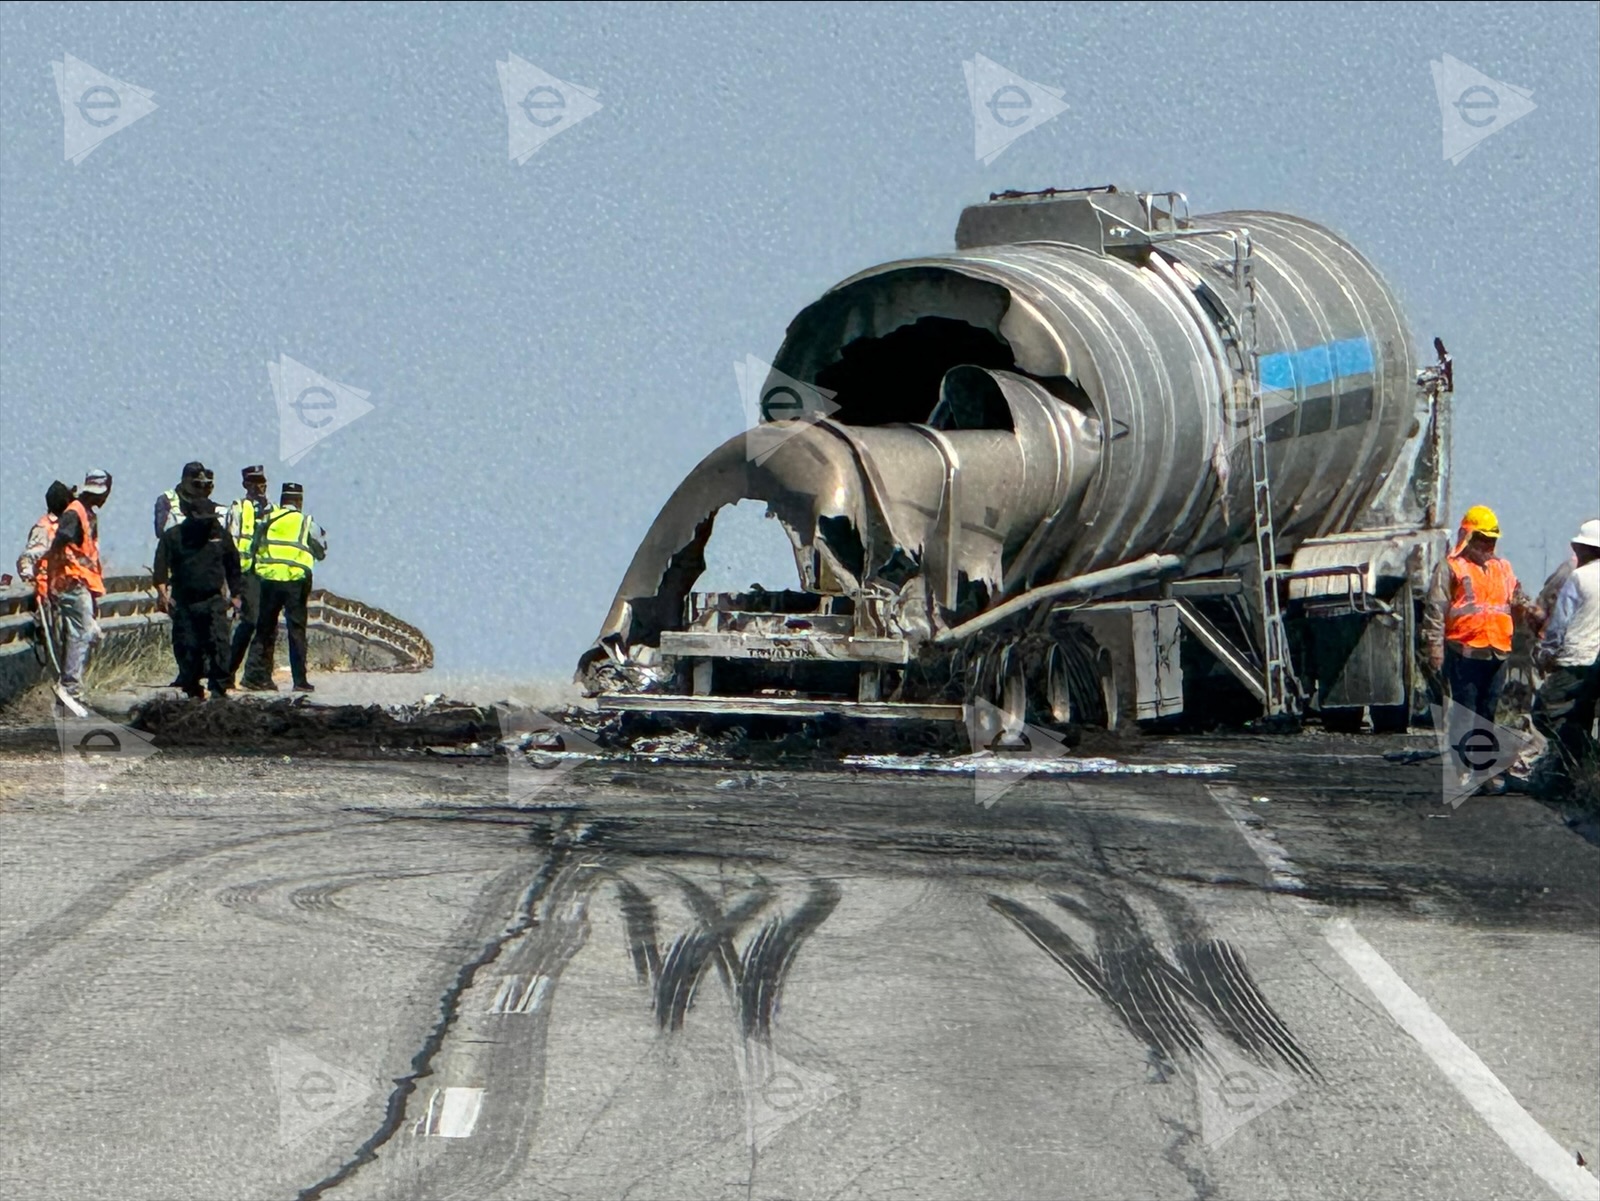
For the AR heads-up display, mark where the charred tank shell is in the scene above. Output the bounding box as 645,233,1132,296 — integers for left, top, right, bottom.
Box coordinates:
580,188,1428,675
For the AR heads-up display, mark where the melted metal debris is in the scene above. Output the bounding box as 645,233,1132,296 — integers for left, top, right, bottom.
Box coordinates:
842,752,1233,776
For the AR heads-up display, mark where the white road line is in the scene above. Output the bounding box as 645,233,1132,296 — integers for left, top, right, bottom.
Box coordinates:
434,1087,484,1138
516,974,551,1013
1206,784,1306,892
1325,918,1599,1201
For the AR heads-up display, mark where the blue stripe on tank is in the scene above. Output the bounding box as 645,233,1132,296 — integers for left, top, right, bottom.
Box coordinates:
1259,336,1374,392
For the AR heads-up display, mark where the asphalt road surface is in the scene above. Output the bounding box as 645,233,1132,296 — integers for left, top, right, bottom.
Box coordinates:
2,719,1597,1201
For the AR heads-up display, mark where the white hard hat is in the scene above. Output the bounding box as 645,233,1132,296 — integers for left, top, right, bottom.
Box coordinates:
1573,519,1600,550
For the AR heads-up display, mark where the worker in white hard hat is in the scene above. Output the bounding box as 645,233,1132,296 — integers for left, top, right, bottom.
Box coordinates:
1530,519,1600,797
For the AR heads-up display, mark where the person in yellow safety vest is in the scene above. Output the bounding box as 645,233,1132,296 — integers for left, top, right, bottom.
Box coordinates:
154,461,214,540
226,465,274,690
240,481,326,693
1421,505,1539,794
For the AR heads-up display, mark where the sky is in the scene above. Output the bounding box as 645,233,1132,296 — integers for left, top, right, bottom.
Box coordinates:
2,1,1596,677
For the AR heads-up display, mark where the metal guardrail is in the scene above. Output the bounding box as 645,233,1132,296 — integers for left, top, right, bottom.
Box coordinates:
0,574,433,671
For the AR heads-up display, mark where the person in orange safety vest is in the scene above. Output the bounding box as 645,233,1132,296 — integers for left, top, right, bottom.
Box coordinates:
16,481,75,604
45,469,113,700
1421,504,1539,794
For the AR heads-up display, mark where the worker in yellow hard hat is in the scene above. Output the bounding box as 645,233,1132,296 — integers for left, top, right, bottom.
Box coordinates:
1421,505,1539,794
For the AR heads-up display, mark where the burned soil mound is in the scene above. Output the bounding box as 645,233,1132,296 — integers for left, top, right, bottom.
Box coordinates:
129,694,498,752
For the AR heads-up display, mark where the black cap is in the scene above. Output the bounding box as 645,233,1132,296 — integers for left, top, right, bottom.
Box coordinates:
281,482,304,498
242,464,266,481
181,461,210,480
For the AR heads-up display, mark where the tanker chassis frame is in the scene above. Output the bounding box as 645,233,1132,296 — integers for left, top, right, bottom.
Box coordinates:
592,522,1447,737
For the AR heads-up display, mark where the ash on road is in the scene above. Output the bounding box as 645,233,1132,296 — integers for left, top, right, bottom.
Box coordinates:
1,726,1596,1201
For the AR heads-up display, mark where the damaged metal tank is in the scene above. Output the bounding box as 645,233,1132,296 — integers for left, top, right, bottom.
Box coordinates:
579,186,1451,732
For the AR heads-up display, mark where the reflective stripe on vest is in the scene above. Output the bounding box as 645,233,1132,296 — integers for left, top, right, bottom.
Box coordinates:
160,489,181,532
230,498,264,571
255,507,314,581
1444,554,1515,652
49,499,103,596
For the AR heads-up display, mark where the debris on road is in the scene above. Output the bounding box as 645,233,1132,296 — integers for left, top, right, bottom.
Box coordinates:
128,693,497,751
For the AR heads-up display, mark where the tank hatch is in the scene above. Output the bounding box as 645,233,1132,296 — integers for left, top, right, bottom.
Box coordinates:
954,185,1189,255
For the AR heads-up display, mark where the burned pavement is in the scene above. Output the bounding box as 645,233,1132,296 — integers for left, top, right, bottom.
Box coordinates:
1,694,1597,1201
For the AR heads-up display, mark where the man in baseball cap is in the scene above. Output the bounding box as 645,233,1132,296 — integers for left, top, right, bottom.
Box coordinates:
44,470,112,700
241,481,327,692
226,466,273,689
1532,519,1600,797
154,461,215,540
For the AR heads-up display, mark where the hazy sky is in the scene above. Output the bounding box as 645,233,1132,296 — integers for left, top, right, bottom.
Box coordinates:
3,1,1596,676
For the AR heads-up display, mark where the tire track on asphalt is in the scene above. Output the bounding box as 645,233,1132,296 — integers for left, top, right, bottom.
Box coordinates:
1207,781,1599,1198
0,822,354,982
295,814,578,1201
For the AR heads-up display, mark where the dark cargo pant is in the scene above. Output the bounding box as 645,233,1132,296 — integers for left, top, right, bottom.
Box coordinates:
172,595,232,697
1532,662,1600,796
248,577,311,687
228,573,263,685
1443,649,1506,724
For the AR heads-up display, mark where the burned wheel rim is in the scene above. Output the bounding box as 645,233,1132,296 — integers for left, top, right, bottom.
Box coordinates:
1046,644,1073,725
1097,648,1119,731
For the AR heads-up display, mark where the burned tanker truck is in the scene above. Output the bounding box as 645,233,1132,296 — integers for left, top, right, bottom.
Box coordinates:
579,187,1453,734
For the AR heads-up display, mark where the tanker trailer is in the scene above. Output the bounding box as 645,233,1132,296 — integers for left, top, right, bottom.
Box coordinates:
578,186,1453,734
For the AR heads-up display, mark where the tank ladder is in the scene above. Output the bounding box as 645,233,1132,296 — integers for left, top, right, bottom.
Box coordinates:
1227,232,1300,720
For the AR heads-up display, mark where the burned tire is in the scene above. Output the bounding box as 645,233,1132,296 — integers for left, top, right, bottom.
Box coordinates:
1046,643,1074,725
1043,631,1118,730
1096,649,1120,732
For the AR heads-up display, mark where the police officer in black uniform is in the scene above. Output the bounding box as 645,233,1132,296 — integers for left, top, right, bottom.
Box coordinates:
153,489,243,699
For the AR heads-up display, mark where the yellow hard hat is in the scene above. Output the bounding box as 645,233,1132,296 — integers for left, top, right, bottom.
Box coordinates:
1459,505,1501,539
